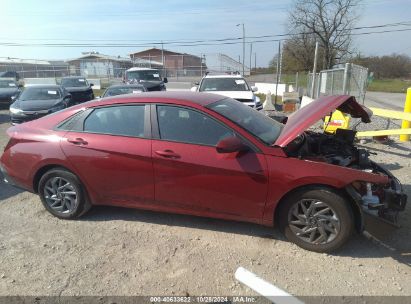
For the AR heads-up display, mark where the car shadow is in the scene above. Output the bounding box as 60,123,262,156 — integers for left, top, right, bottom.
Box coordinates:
82,204,411,267
0,180,23,200
0,113,10,124
379,162,403,171
82,205,279,240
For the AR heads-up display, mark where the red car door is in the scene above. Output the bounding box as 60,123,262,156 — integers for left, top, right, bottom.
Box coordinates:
152,104,268,222
60,104,154,206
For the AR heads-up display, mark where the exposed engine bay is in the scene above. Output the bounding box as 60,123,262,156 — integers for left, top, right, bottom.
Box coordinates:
285,128,371,168
284,128,407,227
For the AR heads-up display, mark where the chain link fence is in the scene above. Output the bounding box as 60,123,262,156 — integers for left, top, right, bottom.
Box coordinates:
307,63,369,103
0,53,250,87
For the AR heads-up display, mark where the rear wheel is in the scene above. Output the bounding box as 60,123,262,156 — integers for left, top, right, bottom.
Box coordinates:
278,187,354,253
38,168,91,219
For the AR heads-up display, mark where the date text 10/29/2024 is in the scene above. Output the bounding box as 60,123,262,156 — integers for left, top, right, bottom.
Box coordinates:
149,296,257,303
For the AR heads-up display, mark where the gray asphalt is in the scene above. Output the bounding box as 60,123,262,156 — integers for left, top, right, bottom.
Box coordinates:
364,92,407,111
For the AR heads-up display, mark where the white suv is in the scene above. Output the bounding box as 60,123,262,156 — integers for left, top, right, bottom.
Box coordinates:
191,74,262,110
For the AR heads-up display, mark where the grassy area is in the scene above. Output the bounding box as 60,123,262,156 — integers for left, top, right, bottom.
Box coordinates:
367,79,411,93
281,73,309,88
92,89,105,97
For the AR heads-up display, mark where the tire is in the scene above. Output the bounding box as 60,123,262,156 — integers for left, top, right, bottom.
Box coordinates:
38,168,92,219
278,186,354,253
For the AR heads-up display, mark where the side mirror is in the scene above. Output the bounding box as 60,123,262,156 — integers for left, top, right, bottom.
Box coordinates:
194,81,199,86
90,83,94,87
163,77,168,83
251,86,258,92
11,95,17,101
216,136,249,154
17,84,23,88
190,86,198,92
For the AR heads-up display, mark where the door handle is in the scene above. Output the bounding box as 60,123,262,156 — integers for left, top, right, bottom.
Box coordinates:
155,150,180,159
67,138,88,145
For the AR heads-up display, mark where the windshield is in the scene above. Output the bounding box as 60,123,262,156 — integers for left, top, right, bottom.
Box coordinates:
19,88,61,101
199,78,249,92
126,70,161,81
103,87,145,97
0,80,17,88
207,98,283,145
61,78,89,87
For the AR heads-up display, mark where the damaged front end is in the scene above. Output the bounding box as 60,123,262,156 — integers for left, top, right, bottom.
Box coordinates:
285,127,407,231
346,161,407,230
276,95,407,232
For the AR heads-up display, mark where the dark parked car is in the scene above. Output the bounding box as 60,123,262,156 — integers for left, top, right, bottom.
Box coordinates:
0,71,20,81
61,76,94,104
124,68,167,91
0,92,406,252
101,84,147,98
9,85,72,124
0,79,21,104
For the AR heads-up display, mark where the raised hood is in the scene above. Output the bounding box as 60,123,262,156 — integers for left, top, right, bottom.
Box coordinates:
274,95,372,147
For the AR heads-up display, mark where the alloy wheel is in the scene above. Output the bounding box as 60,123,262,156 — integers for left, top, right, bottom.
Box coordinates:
43,177,78,214
288,199,341,245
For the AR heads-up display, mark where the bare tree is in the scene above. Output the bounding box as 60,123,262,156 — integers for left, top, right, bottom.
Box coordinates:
282,33,318,72
288,0,359,69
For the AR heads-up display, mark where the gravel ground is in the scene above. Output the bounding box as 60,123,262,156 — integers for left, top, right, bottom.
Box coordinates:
0,106,410,297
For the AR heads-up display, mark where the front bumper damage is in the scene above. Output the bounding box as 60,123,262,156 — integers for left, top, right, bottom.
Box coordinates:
346,163,407,237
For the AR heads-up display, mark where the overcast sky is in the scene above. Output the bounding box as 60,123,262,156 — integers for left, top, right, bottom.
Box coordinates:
1,0,411,67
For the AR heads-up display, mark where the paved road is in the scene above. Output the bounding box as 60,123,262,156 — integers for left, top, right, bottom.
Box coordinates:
363,92,406,111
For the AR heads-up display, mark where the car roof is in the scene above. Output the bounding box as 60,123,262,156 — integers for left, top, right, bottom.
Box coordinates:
96,91,225,106
203,74,244,79
106,84,145,89
126,67,159,72
61,76,86,79
24,84,62,89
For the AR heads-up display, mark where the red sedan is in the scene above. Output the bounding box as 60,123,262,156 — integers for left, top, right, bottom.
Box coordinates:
0,92,406,252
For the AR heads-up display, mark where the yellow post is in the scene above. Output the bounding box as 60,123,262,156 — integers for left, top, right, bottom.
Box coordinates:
400,88,411,142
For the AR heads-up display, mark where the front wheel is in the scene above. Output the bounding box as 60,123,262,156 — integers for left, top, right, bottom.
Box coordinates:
278,187,354,253
38,168,91,219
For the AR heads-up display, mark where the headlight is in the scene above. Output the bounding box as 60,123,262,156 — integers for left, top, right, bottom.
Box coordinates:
9,106,22,114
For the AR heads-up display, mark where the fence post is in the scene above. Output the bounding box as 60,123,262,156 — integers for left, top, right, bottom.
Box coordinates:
316,72,321,98
342,63,351,95
400,88,411,142
295,72,299,90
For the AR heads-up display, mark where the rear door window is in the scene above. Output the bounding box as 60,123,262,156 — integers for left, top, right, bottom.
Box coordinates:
83,105,145,137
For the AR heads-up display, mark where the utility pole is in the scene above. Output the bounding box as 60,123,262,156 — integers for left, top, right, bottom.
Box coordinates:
311,41,319,98
274,41,281,106
236,23,245,76
200,53,203,77
279,42,283,83
161,41,165,76
249,43,253,74
254,52,257,71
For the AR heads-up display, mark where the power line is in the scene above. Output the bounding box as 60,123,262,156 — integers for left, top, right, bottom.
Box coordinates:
1,23,411,48
1,20,411,44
